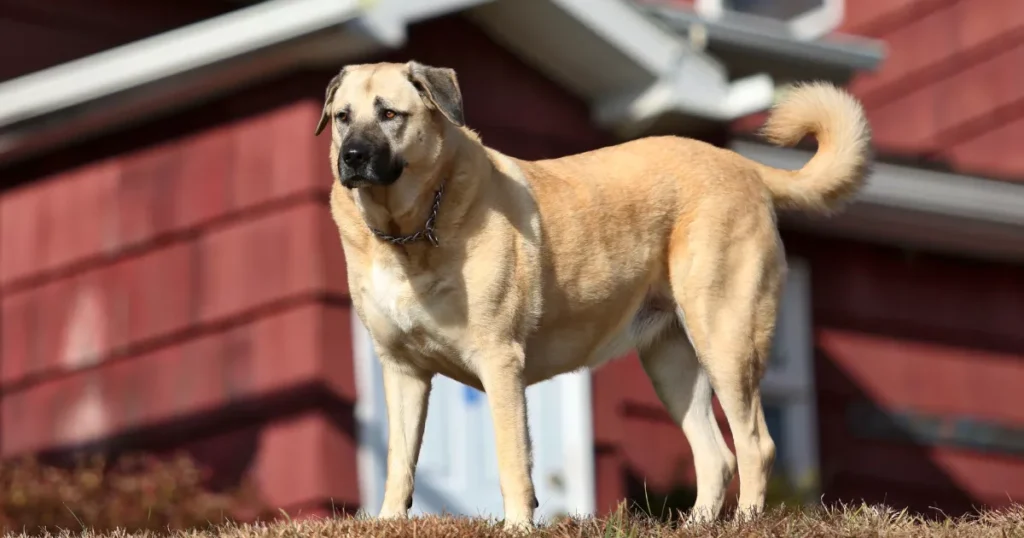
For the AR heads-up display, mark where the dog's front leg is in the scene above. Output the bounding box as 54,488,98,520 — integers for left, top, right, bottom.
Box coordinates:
478,345,535,531
378,359,432,519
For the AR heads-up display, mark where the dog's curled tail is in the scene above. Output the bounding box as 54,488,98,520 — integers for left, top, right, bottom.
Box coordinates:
756,82,871,214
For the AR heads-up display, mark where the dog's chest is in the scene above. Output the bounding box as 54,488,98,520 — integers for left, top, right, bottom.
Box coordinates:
359,261,453,346
366,262,423,330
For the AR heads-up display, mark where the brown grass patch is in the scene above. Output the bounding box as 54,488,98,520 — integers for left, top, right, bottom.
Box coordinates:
6,503,1024,538
3,453,1022,537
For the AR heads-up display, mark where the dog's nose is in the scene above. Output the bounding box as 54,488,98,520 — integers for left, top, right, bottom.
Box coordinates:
342,144,370,167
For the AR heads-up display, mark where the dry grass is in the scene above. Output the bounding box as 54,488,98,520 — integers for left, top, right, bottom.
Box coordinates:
6,503,1024,538
3,454,1021,537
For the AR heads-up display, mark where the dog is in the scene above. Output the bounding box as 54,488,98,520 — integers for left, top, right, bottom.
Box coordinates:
316,61,870,530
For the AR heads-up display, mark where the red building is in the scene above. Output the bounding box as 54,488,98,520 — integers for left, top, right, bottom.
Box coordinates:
0,0,1022,521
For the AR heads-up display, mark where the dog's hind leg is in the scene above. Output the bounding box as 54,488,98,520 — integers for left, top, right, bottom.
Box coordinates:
669,211,783,520
638,332,736,522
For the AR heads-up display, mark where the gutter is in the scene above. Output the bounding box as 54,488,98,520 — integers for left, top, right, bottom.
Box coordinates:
641,3,886,72
732,141,1024,263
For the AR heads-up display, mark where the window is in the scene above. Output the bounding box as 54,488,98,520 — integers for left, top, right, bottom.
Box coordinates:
759,257,819,502
695,0,844,40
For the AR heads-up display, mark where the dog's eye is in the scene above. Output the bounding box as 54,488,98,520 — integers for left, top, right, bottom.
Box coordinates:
382,109,397,120
336,111,349,123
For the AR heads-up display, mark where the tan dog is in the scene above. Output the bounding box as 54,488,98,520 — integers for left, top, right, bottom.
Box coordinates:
316,61,870,530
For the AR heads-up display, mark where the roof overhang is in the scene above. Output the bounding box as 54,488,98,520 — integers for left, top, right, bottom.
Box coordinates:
732,141,1024,263
639,3,886,86
0,0,491,166
0,0,873,166
467,0,778,138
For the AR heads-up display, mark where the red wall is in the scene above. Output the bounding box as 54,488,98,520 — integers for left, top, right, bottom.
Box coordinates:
843,0,1024,180
730,0,1024,182
0,92,360,515
786,234,1024,514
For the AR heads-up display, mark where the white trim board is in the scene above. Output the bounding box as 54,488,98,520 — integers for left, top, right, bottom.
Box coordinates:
732,141,1024,263
351,313,385,515
761,257,820,501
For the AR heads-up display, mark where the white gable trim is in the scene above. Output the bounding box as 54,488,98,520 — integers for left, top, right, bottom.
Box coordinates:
0,0,778,164
0,0,883,165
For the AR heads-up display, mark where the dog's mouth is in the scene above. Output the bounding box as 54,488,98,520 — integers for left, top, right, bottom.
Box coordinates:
339,160,405,189
340,175,371,189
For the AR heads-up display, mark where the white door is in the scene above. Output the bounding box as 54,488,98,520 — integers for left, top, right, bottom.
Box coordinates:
352,319,596,523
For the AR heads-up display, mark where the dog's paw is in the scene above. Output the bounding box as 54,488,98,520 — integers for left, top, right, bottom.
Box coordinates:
376,507,408,520
684,506,718,526
501,515,535,534
733,503,765,523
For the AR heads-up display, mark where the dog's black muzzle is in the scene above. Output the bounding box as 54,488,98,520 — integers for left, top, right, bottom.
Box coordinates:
338,137,403,188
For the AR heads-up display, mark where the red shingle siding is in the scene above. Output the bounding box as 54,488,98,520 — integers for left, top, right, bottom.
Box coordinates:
196,202,347,324
848,0,1024,105
1,302,354,456
820,329,1024,429
1,242,197,387
807,239,1024,347
838,0,957,36
790,235,1024,514
946,115,1024,179
0,101,332,292
0,200,344,389
719,1,1024,181
864,84,942,155
0,93,351,514
849,0,1024,178
0,161,121,288
253,412,360,512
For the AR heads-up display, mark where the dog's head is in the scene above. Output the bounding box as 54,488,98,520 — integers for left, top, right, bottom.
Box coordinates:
315,61,465,189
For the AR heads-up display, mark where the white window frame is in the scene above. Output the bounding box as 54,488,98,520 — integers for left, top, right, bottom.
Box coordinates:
759,256,820,502
695,0,845,41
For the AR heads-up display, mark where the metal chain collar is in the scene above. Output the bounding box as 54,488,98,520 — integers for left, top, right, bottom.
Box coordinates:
369,182,445,247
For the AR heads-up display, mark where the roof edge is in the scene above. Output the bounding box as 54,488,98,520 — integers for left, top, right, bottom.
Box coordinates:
0,0,490,165
732,141,1024,263
642,3,886,72
0,0,883,165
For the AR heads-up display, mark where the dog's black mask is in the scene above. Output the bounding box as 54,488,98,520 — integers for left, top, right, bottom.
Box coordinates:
338,126,405,188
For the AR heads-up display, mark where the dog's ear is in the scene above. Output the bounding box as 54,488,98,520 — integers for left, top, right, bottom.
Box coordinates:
407,62,465,127
315,69,345,136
